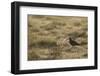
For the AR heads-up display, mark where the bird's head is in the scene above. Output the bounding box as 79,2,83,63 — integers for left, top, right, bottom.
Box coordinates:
69,36,73,41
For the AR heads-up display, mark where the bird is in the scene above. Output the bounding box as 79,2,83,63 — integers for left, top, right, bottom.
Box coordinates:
69,37,80,46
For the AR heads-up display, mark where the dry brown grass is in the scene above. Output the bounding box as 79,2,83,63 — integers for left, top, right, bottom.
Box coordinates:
28,15,88,61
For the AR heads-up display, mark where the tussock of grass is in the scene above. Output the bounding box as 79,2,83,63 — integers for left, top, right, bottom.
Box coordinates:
28,15,88,60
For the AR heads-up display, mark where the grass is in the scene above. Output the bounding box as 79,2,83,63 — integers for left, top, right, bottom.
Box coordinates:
28,15,88,61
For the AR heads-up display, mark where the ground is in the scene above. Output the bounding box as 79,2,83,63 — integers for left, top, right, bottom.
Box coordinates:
28,15,88,61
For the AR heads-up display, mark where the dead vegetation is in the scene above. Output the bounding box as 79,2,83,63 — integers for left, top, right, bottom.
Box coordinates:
28,15,88,61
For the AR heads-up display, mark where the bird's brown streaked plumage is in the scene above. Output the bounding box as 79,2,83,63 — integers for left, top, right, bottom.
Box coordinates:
69,37,80,46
